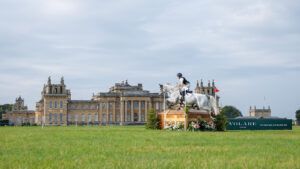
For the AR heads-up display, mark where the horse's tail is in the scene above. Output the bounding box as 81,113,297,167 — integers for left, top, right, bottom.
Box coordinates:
209,96,219,115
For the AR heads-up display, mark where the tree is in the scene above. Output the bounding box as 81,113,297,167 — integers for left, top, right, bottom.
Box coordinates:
146,108,159,129
296,109,300,125
214,114,228,131
0,104,13,120
220,105,242,118
296,109,300,120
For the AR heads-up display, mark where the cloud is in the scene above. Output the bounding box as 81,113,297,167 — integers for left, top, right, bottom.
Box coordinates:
0,0,299,119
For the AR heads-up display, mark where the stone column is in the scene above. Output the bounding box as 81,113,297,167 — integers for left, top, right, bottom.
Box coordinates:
131,100,134,122
124,100,127,123
145,101,148,122
120,98,124,125
113,101,116,124
106,101,109,125
99,103,102,125
138,101,141,122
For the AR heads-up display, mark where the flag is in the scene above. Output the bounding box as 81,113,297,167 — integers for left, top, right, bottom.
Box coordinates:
214,87,220,93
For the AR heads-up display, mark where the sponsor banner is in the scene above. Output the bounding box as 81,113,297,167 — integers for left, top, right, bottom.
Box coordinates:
227,118,292,130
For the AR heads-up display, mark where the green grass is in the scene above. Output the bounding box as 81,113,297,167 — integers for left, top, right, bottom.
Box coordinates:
0,126,300,169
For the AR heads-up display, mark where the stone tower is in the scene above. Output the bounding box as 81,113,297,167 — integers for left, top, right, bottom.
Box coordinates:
40,76,71,126
194,79,220,107
249,106,271,118
13,96,28,111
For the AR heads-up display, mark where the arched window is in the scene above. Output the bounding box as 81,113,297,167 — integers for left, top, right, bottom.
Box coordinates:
49,101,52,108
60,101,63,108
55,101,57,108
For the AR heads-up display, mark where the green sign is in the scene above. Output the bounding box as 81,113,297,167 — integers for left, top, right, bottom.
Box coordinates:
227,118,292,130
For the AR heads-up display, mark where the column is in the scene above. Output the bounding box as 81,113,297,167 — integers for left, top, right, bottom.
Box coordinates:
112,101,115,123
131,100,134,122
124,100,127,123
138,101,141,122
120,98,124,125
106,101,109,125
145,101,148,122
99,103,102,125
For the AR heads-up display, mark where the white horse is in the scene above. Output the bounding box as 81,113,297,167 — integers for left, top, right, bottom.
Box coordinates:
160,83,219,115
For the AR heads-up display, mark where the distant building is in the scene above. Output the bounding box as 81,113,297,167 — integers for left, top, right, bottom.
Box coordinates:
3,96,35,125
35,77,164,126
5,77,221,126
249,106,271,118
194,79,220,106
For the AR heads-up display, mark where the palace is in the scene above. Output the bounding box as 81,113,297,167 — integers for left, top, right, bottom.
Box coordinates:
249,106,271,118
34,77,163,126
3,77,219,126
2,96,35,125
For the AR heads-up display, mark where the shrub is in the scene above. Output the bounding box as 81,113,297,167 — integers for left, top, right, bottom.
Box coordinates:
146,108,159,129
188,117,215,131
214,114,228,131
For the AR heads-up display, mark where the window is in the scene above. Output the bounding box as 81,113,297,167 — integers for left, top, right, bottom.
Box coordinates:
54,113,58,124
115,112,120,122
81,113,85,122
109,102,113,110
127,101,131,122
60,113,63,124
94,113,98,122
141,101,145,109
49,113,52,123
88,114,92,122
109,112,113,122
156,102,159,110
134,113,138,122
67,114,71,122
127,112,131,122
133,101,139,109
60,101,63,108
49,101,52,108
141,112,145,122
102,103,106,110
102,113,106,123
55,101,57,108
75,114,78,122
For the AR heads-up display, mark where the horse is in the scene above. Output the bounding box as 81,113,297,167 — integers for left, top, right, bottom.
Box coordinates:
160,83,219,115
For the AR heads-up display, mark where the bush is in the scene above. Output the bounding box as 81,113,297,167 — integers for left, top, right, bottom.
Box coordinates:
296,109,300,120
0,120,9,126
146,108,159,129
188,117,214,131
214,114,228,131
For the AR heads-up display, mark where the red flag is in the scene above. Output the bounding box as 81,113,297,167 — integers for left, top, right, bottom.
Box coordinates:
214,87,220,93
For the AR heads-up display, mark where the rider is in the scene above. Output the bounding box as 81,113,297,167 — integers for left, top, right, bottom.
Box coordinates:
177,73,190,106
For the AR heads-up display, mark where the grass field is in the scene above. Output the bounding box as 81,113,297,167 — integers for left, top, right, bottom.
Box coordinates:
1,126,300,169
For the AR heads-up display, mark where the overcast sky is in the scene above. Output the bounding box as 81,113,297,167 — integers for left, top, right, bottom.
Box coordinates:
0,0,299,119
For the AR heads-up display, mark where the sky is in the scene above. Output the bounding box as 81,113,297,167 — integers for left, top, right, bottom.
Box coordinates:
0,0,299,119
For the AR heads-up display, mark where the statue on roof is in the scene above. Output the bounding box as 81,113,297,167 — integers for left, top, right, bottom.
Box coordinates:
48,76,51,85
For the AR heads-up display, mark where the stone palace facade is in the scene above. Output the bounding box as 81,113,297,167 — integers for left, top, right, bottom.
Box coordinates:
34,77,164,126
4,77,219,126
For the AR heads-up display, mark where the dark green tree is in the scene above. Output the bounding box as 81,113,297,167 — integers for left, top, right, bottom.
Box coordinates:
0,104,13,120
220,105,242,118
296,109,300,125
146,108,159,129
214,114,228,131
